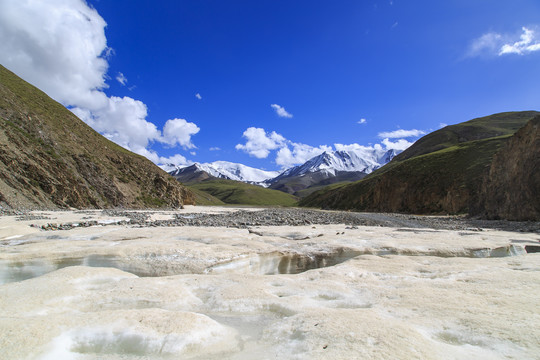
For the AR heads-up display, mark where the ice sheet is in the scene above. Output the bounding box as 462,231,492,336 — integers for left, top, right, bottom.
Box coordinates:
0,209,539,359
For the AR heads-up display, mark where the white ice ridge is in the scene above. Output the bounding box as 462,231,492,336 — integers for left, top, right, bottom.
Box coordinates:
39,309,238,359
0,209,539,359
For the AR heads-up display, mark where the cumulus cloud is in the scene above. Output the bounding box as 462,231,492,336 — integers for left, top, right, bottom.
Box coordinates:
237,124,421,169
209,147,221,151
116,72,127,85
195,93,202,100
235,126,330,167
271,104,293,118
0,0,109,109
377,129,426,138
499,27,540,55
71,96,164,152
358,118,367,125
161,118,200,149
381,138,414,151
0,0,198,164
235,127,286,158
153,154,191,169
467,26,540,57
334,143,383,152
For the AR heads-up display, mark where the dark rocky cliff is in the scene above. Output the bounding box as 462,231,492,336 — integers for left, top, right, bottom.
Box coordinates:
473,116,540,220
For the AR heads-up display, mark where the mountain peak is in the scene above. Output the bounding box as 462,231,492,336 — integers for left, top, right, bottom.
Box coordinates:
278,148,397,179
168,161,279,187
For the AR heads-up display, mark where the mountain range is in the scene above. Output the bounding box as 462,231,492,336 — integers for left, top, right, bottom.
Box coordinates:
167,148,399,197
1,64,538,220
164,161,279,187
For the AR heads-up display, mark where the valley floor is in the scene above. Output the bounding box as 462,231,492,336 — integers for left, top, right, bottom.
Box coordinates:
1,207,539,359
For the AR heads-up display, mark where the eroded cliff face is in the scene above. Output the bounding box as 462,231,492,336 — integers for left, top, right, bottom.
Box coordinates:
474,117,540,221
0,65,195,209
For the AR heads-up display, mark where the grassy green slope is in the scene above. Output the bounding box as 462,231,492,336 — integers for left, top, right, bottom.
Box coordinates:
189,179,298,206
393,111,538,162
185,186,226,206
300,111,538,214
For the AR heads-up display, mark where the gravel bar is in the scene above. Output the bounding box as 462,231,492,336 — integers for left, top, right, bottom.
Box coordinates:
20,208,540,233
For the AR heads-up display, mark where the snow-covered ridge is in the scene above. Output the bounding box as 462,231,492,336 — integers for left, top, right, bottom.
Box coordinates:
164,148,399,187
277,148,398,179
165,161,279,186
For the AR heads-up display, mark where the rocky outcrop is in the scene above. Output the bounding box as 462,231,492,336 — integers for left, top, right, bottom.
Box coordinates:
0,65,194,209
473,116,540,220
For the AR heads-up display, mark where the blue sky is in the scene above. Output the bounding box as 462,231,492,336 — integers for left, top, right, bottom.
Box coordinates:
1,0,539,170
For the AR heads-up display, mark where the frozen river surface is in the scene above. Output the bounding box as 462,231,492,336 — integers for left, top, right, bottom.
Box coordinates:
0,207,539,359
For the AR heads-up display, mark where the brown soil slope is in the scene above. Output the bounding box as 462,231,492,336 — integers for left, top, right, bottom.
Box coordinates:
0,65,194,209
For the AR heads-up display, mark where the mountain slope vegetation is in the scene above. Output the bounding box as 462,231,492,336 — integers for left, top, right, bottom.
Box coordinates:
188,179,298,206
0,65,194,209
300,111,539,215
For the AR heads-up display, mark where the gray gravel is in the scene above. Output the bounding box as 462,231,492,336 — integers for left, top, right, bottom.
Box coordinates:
24,208,540,233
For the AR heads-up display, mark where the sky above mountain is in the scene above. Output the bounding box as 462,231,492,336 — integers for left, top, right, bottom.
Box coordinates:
1,0,539,171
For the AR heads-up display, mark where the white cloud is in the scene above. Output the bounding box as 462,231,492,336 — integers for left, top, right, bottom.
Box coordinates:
439,122,448,128
235,126,330,167
71,95,161,152
467,26,540,57
160,153,189,166
334,143,383,152
271,104,293,118
161,118,200,149
0,0,199,164
0,0,108,109
358,118,367,125
276,143,332,168
467,32,502,57
499,27,540,55
116,72,127,85
209,147,221,151
235,127,286,158
381,138,413,151
377,129,425,138
236,125,419,169
195,93,202,100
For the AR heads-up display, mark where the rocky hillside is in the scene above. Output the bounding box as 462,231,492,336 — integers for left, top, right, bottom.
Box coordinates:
0,65,194,209
473,116,540,220
300,111,539,215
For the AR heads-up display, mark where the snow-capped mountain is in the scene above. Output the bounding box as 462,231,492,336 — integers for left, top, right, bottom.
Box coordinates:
275,148,398,180
167,161,279,187
165,148,399,195
266,148,400,195
377,148,398,165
